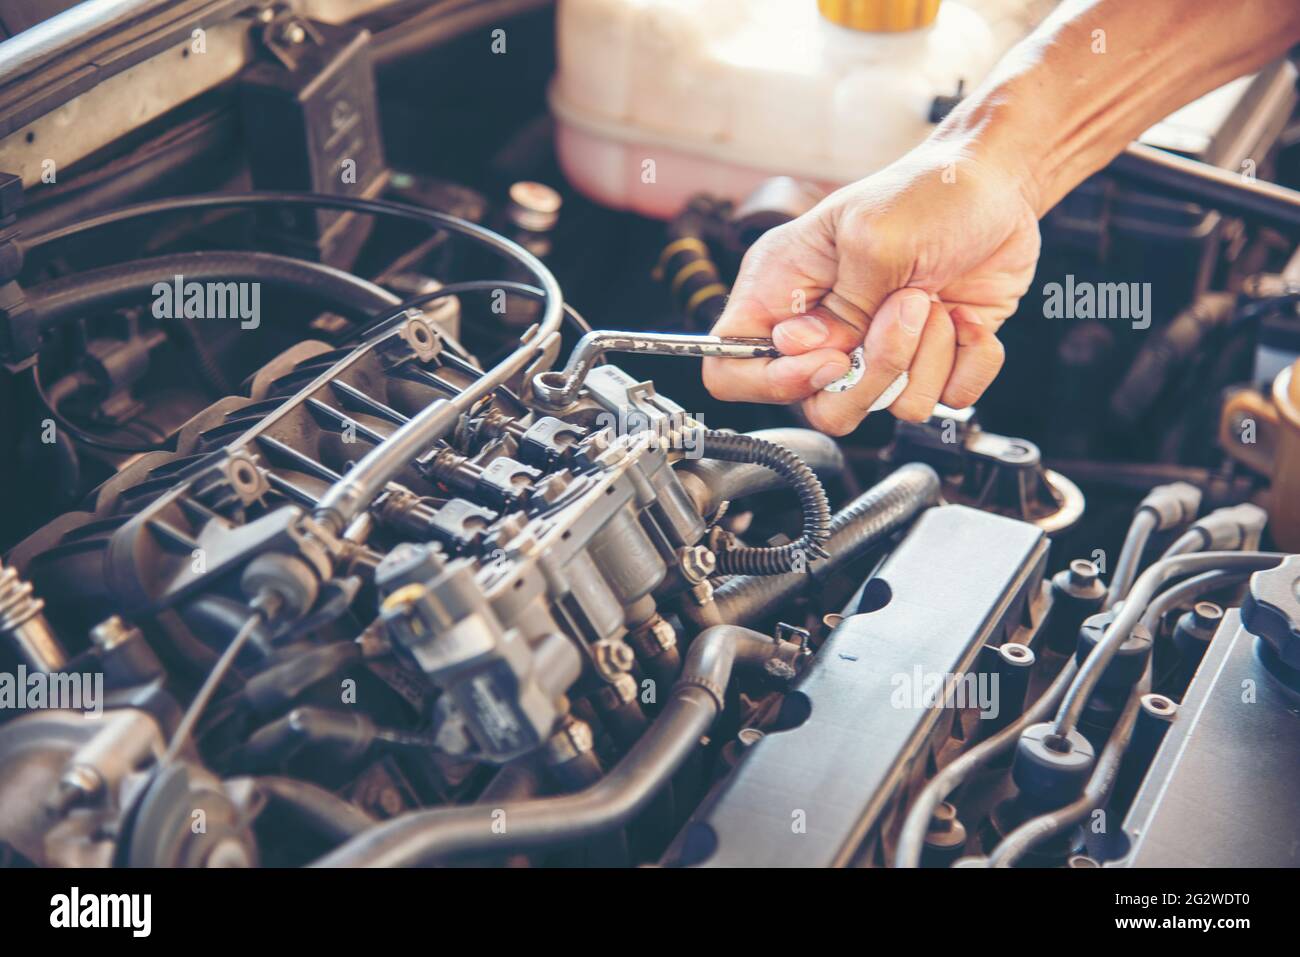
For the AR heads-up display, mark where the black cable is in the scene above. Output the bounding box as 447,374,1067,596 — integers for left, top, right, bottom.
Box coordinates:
30,363,163,455
25,250,401,335
699,430,832,575
163,608,270,765
21,192,566,477
340,279,592,347
707,462,939,625
23,196,564,326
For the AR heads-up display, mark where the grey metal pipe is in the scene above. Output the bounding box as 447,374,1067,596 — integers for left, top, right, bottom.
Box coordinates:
310,624,793,867
0,0,171,86
707,463,941,625
1114,142,1300,234
894,656,1080,868
1055,551,1282,737
987,667,1150,868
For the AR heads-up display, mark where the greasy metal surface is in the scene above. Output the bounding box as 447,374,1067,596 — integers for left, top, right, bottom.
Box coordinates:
1116,609,1300,867
666,504,1048,868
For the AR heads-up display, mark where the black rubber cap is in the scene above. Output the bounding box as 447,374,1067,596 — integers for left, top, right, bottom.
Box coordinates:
1076,612,1153,689
1241,556,1300,670
1013,722,1096,808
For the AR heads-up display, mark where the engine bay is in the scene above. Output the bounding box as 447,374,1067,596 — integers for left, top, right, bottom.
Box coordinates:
0,0,1298,878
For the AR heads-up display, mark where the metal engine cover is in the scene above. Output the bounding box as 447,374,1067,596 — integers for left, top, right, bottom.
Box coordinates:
664,504,1050,867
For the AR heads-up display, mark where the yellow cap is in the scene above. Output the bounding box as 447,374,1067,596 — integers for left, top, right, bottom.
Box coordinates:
817,0,941,32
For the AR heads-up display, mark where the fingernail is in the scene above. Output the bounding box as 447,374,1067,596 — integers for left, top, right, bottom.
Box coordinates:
774,315,829,350
897,290,930,336
809,361,847,391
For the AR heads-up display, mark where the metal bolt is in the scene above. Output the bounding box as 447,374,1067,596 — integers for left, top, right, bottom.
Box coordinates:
1068,559,1098,586
679,545,717,583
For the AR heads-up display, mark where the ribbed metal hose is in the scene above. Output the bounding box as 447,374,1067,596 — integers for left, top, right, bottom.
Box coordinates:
710,463,941,624
701,430,832,575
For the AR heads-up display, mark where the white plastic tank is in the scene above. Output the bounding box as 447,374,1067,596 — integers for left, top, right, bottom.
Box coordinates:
550,0,1047,218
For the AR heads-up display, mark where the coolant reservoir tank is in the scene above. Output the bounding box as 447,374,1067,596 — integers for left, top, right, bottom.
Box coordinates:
551,0,1030,218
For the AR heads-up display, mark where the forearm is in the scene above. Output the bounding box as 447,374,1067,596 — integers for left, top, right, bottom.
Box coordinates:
938,0,1300,215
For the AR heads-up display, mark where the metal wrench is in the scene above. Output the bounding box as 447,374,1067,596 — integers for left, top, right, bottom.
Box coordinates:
531,330,908,411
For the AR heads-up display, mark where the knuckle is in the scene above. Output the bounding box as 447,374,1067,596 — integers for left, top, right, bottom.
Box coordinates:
838,207,898,259
941,384,980,409
892,403,933,423
765,365,817,404
872,348,913,377
988,335,1007,365
892,391,939,422
805,401,860,437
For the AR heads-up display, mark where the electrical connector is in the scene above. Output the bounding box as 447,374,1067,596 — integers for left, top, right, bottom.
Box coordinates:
1136,481,1202,531
1188,503,1269,551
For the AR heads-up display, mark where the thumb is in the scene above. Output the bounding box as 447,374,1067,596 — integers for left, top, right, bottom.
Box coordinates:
799,287,933,434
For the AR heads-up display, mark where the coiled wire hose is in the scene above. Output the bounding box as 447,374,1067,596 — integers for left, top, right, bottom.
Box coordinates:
699,430,832,575
711,462,941,623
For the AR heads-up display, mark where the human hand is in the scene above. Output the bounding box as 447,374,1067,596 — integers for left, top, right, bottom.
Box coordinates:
702,139,1041,434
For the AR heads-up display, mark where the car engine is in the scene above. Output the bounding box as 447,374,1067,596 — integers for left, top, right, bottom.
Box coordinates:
0,0,1297,876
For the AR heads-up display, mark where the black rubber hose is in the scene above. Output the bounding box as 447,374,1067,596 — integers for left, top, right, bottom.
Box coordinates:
1108,292,1234,427
25,251,401,334
677,428,845,516
700,430,832,575
341,279,593,347
710,462,941,624
19,191,566,528
250,776,376,844
310,624,791,867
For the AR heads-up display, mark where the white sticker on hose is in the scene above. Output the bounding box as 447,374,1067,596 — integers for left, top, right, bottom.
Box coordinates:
821,346,909,412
